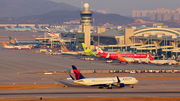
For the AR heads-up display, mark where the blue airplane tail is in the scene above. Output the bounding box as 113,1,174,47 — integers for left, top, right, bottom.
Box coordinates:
9,36,16,44
72,65,85,80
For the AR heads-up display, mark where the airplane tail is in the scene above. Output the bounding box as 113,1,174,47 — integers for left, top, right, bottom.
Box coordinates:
63,45,70,52
9,36,16,44
38,26,42,29
72,65,85,80
45,27,58,37
4,26,9,29
95,45,105,54
82,43,91,53
148,53,155,60
2,41,8,46
15,38,18,43
10,25,14,28
117,51,127,62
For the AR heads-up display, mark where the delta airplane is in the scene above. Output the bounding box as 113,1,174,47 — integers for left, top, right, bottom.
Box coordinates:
2,41,31,49
68,65,138,89
95,46,147,59
148,53,177,65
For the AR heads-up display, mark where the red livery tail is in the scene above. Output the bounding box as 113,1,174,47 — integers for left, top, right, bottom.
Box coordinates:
148,53,155,60
95,45,105,54
72,65,85,80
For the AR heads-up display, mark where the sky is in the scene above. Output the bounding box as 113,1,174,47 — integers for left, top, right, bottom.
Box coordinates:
50,0,180,16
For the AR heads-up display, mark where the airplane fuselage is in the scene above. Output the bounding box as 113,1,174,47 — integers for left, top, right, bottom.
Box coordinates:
73,77,138,86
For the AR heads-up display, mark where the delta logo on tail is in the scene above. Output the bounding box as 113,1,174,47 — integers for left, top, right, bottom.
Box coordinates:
72,65,85,80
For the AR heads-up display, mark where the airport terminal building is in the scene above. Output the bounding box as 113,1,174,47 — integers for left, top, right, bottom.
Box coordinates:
92,25,180,59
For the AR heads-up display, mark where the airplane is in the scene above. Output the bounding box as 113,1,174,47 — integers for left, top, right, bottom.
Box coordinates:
4,26,15,31
61,27,68,32
95,46,147,59
148,53,177,65
81,43,99,57
116,51,150,64
8,36,40,48
68,65,138,89
30,26,47,32
45,27,59,37
117,51,136,64
8,26,30,31
2,41,31,49
61,45,79,55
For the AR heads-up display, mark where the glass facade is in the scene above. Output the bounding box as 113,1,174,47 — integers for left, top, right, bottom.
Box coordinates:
76,33,84,51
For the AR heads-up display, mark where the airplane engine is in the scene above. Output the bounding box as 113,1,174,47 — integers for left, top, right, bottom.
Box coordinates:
116,83,125,88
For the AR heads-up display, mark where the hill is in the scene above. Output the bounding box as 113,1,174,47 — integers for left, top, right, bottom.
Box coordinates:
0,0,79,18
12,10,134,25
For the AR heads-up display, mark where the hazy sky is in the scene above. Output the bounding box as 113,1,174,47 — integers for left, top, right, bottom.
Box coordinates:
50,0,180,16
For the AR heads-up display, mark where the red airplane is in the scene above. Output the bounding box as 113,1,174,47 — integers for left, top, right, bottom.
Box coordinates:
95,46,147,59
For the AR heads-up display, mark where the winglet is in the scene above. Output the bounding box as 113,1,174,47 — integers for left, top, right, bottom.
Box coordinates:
69,74,75,80
72,65,85,80
117,76,120,83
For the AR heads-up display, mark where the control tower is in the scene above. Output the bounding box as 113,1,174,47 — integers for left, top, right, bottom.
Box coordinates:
80,3,93,48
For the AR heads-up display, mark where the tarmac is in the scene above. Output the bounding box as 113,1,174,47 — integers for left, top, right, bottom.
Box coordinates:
0,30,180,98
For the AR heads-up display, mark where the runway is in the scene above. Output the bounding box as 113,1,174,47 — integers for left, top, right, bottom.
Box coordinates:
0,30,180,98
0,87,180,98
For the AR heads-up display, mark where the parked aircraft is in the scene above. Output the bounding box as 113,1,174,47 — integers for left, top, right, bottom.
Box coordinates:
45,27,59,37
8,26,30,31
61,27,68,32
4,26,15,31
148,53,177,65
8,36,40,48
81,43,99,57
2,41,31,49
68,65,138,89
95,46,147,59
62,45,78,55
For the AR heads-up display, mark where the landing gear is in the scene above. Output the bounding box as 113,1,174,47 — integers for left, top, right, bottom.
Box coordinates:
99,86,103,89
131,85,134,88
107,84,112,89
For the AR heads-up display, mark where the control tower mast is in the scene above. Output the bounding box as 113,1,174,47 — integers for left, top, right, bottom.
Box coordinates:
80,3,93,48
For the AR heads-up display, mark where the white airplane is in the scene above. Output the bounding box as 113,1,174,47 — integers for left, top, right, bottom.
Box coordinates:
2,41,31,49
148,53,177,65
68,65,138,89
